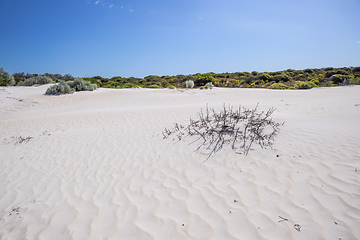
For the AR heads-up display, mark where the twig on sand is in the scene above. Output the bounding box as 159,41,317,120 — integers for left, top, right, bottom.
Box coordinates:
278,216,289,223
16,136,33,144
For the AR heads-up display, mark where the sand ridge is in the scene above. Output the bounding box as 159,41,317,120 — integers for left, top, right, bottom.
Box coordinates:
0,85,359,239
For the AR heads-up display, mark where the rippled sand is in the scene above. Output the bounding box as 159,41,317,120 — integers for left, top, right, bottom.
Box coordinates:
1,85,359,239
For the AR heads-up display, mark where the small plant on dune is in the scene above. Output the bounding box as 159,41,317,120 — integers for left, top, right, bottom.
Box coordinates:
148,84,162,88
270,82,289,89
45,78,96,95
200,82,214,90
321,80,334,87
204,82,214,89
185,80,194,88
45,81,75,95
295,81,317,89
123,83,138,88
163,104,284,161
67,78,97,91
350,77,360,85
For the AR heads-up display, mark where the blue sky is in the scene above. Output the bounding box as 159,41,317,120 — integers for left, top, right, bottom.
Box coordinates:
1,0,359,78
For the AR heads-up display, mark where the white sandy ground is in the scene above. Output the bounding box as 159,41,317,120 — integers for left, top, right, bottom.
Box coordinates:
0,85,359,240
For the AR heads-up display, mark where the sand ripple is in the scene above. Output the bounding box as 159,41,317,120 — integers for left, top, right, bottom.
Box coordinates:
1,86,360,239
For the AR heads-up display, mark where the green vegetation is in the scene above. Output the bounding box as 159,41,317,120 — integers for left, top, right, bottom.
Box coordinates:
350,77,360,85
45,81,75,95
260,73,271,82
67,78,97,91
270,83,289,89
295,81,317,89
194,73,215,87
0,68,15,86
199,82,214,89
1,66,359,91
329,74,346,85
12,72,74,86
45,78,96,95
148,84,162,88
204,82,214,89
272,73,291,83
17,75,53,86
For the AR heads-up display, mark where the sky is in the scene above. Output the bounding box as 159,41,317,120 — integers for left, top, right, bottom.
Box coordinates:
1,0,359,78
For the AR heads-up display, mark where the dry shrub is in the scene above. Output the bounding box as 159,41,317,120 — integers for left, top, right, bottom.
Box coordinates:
163,104,284,161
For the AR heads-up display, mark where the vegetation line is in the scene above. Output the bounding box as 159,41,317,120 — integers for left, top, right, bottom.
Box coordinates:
1,66,360,91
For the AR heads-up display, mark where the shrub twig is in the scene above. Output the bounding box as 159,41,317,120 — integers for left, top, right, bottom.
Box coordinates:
16,136,33,144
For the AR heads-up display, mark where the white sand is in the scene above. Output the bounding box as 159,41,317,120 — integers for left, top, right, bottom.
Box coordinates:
1,85,359,239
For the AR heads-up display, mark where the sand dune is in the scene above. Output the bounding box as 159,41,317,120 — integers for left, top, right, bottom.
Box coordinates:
1,85,359,239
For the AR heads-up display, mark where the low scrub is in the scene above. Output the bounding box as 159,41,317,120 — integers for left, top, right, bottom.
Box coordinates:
329,74,345,84
148,84,162,88
200,82,214,89
7,66,360,90
45,79,96,95
295,81,317,89
270,83,289,89
272,74,290,83
350,77,360,85
45,81,75,95
205,82,214,89
67,78,97,91
0,68,15,86
17,76,53,86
